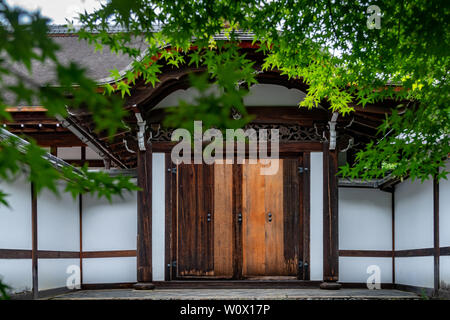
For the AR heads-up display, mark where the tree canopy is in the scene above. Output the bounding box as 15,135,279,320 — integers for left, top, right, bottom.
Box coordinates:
77,0,449,181
0,0,449,205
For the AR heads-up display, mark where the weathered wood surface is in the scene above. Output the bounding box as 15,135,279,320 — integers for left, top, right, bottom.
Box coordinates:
177,164,214,277
137,145,152,282
242,160,301,277
213,164,234,277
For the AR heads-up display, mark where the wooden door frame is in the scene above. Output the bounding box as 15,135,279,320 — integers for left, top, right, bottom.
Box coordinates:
162,145,313,281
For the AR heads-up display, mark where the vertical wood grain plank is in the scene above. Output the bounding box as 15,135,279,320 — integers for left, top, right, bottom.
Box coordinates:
137,144,152,282
265,159,285,275
433,178,440,294
165,156,173,280
282,158,300,275
322,142,339,282
31,183,38,299
232,164,243,279
242,163,266,276
214,163,233,277
302,152,311,280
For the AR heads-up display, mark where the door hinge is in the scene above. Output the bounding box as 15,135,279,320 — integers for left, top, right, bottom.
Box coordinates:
168,167,177,174
298,166,309,174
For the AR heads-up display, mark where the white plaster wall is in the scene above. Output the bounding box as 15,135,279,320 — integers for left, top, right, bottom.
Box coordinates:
0,259,32,293
0,177,32,249
82,188,137,251
339,257,392,283
310,152,323,281
395,256,434,288
440,160,450,247
155,84,306,108
85,147,102,160
152,153,165,281
82,257,136,284
339,188,392,250
38,259,79,290
57,147,81,160
440,256,450,289
37,183,80,251
395,179,433,250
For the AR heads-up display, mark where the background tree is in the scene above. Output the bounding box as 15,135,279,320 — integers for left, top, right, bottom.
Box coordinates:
77,0,449,181
0,0,449,298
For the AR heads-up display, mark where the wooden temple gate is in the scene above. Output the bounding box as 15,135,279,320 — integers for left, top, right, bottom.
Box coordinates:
174,157,307,280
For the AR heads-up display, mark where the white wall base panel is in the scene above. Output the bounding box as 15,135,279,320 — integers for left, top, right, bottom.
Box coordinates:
339,257,392,283
0,259,32,293
82,257,137,284
38,259,80,290
395,256,434,288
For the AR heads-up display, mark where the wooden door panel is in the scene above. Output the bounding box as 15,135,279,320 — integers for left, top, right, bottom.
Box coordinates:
213,163,234,277
177,164,214,277
242,159,301,277
176,157,302,279
242,162,266,276
282,158,301,274
264,159,285,275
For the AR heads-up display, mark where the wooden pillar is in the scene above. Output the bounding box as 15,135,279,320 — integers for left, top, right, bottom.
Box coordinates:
320,142,341,289
31,183,38,299
433,177,440,295
135,142,154,289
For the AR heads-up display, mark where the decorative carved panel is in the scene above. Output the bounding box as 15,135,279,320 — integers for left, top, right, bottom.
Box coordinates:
150,123,325,142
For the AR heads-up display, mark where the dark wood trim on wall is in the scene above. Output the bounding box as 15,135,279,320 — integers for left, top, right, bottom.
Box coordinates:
433,177,440,294
0,249,137,259
165,156,173,281
392,188,396,284
31,183,38,300
136,142,153,283
395,248,435,257
81,250,137,258
339,250,392,257
79,194,83,286
152,141,323,153
338,247,450,258
232,164,243,280
322,143,339,282
302,152,311,280
170,161,178,280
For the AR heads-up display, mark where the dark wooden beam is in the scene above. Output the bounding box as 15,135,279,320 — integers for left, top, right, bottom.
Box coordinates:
302,152,311,280
321,142,340,288
339,250,392,257
392,189,396,285
25,132,86,147
395,248,435,257
79,194,83,286
152,141,323,153
65,159,105,167
433,177,440,294
136,143,153,284
31,183,38,300
165,156,174,281
232,164,243,280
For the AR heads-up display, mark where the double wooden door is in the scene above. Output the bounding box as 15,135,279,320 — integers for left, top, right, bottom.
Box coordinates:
174,156,307,280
